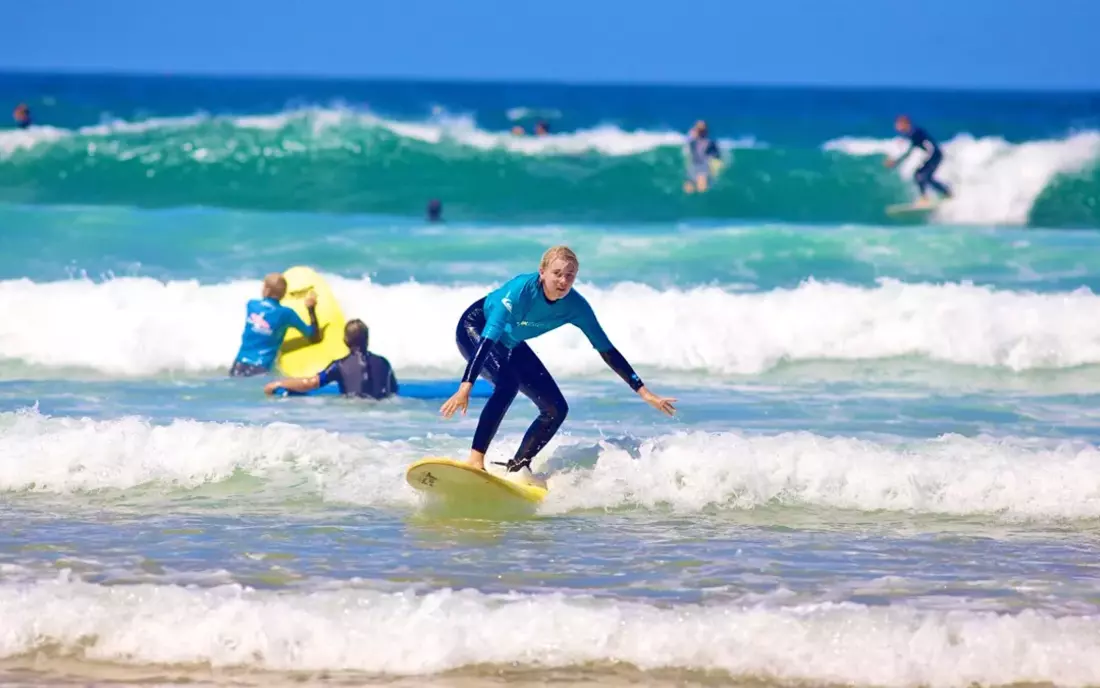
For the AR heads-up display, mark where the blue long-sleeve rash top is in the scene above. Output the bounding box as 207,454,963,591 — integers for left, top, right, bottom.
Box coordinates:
461,272,645,391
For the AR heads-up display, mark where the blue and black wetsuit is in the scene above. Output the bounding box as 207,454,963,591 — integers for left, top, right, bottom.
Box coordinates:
686,135,720,181
229,297,318,377
897,126,952,198
318,350,398,400
455,272,644,472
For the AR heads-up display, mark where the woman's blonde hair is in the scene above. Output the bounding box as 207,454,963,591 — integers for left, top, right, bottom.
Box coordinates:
539,245,579,272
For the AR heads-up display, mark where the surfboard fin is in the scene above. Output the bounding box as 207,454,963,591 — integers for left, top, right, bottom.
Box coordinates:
491,458,532,473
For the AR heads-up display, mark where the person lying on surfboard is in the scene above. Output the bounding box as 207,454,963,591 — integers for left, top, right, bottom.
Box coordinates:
229,272,320,377
263,319,398,399
884,115,953,206
439,245,677,475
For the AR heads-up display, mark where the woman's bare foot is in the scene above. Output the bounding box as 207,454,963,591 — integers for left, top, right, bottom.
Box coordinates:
465,450,486,471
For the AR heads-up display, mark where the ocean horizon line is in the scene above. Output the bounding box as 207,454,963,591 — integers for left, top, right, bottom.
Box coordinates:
3,66,1099,96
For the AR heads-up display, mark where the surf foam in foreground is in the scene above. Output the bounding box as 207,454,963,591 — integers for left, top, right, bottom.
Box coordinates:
4,410,1100,520
1,577,1098,687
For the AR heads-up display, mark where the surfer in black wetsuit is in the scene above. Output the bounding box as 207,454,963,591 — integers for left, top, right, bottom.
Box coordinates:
263,319,398,399
884,115,953,205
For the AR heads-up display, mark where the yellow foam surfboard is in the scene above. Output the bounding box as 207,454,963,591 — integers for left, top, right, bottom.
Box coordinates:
275,265,349,378
886,199,939,215
406,457,548,506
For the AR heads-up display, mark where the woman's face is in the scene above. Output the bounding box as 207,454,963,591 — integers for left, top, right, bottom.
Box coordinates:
540,258,577,300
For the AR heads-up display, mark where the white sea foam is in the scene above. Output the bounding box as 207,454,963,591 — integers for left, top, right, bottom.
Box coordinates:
0,576,1098,686
4,411,1099,520
3,275,1100,376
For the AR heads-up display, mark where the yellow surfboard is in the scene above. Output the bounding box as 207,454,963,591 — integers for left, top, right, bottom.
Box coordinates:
886,199,940,215
406,457,548,507
275,265,350,378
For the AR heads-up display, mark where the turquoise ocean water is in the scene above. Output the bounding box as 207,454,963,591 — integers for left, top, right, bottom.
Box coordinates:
2,72,1100,686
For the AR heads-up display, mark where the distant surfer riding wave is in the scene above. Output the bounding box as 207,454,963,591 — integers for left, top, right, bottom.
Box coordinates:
884,115,953,209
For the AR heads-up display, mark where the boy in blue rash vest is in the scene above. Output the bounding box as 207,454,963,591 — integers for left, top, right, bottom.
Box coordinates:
439,245,677,475
229,272,321,377
885,115,953,205
263,319,398,399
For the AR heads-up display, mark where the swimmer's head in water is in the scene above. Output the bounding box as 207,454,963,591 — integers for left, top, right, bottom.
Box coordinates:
534,120,549,135
262,273,288,301
894,115,912,133
344,318,369,352
427,198,442,221
538,245,579,301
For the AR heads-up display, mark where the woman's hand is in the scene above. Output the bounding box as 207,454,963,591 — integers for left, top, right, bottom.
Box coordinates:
440,382,474,418
638,386,677,416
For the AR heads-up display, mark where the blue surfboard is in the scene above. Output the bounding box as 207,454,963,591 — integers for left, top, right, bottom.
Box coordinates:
272,378,493,400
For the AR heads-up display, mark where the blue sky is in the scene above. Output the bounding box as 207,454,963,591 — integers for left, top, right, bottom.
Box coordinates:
5,0,1099,89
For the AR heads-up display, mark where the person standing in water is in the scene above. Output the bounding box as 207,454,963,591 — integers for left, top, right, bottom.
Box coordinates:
683,120,722,193
884,115,953,205
439,246,677,476
426,199,443,222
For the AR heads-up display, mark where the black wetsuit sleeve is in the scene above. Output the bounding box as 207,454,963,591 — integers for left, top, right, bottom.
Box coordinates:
318,360,342,388
600,347,645,392
376,360,396,399
307,306,321,342
462,336,497,384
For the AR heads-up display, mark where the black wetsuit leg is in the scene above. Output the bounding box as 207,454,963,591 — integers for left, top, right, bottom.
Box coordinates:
506,343,568,471
455,299,568,471
915,151,951,197
456,299,520,453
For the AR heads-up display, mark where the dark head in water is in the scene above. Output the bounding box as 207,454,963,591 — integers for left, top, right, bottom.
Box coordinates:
13,103,31,128
427,198,442,222
345,318,369,353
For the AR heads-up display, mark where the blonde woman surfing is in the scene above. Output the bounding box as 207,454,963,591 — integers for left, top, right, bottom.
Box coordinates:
440,246,677,474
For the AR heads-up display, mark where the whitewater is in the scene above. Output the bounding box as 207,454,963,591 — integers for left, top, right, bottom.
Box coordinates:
1,105,1098,226
5,275,1100,376
3,71,1100,687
